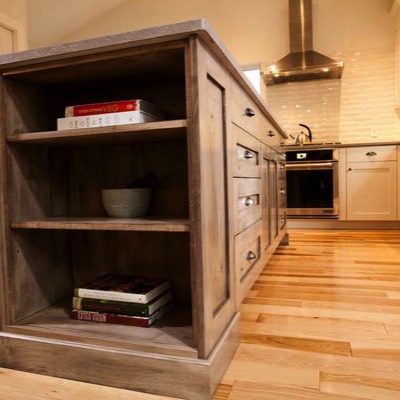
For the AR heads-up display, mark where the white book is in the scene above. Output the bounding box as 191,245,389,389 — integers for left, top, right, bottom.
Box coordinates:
57,110,160,131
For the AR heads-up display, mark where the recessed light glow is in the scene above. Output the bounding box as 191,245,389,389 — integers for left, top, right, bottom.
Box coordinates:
269,64,278,74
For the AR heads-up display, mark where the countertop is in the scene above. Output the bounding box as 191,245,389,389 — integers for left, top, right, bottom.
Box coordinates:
283,141,400,151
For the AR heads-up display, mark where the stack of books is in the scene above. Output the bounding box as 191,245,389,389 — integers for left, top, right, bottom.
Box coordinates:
57,99,165,130
71,273,173,327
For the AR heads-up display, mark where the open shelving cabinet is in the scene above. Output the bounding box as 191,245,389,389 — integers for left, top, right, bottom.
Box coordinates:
0,22,244,400
0,20,287,400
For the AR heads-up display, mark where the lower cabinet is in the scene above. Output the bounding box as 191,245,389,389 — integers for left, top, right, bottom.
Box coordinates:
346,146,397,220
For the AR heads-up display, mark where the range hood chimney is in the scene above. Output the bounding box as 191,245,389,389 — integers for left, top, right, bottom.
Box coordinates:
263,0,344,86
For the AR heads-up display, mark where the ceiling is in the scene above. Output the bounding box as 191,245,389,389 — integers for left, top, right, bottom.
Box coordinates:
27,0,128,49
26,0,396,50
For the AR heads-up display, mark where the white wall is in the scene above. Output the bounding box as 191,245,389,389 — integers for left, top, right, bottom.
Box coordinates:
266,0,399,144
0,0,28,50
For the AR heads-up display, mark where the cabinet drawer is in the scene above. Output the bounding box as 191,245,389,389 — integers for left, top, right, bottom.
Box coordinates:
234,178,262,234
346,146,397,162
235,220,262,282
231,80,260,136
259,114,280,148
279,182,286,207
233,124,261,178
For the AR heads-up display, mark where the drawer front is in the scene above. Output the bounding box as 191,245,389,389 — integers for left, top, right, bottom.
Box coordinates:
231,80,260,136
279,180,286,207
259,114,280,148
346,146,397,162
234,178,262,234
235,220,262,282
278,160,286,180
233,124,261,178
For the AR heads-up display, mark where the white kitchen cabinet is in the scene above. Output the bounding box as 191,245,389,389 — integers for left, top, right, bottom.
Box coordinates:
346,146,397,220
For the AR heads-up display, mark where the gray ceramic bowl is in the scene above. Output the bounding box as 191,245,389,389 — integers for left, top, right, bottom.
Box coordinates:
101,188,151,218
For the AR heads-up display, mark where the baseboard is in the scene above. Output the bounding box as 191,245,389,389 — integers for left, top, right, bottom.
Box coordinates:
287,219,400,230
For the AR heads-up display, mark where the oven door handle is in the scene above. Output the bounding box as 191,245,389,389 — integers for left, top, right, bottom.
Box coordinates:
286,162,336,169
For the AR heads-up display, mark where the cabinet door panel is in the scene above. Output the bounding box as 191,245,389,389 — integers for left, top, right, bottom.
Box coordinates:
189,38,235,358
347,161,397,220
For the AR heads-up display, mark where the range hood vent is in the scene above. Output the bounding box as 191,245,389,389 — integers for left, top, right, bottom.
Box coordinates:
263,0,344,86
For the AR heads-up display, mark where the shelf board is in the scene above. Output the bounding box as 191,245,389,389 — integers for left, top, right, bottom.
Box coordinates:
6,119,187,145
11,217,190,232
8,302,196,358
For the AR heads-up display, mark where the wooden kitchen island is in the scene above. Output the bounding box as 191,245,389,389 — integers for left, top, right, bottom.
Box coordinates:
0,20,287,399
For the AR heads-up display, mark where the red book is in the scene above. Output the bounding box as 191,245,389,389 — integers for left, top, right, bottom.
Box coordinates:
70,301,173,327
64,99,164,119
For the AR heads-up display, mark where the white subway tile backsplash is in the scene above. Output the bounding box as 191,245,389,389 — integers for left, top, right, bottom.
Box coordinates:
265,49,400,144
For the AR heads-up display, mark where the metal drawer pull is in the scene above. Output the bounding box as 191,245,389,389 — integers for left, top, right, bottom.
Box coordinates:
244,197,255,206
267,130,275,137
246,251,257,261
280,189,285,195
245,107,256,117
366,151,377,156
243,150,255,159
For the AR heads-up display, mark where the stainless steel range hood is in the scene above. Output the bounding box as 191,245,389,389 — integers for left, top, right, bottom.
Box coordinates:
263,0,344,86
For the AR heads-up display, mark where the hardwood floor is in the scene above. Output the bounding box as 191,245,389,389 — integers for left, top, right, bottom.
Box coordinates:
1,229,400,399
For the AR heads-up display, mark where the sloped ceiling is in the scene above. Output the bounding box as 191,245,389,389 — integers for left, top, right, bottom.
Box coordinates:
27,0,128,49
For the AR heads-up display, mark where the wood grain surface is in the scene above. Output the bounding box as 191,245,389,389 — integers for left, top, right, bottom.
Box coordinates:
2,228,400,399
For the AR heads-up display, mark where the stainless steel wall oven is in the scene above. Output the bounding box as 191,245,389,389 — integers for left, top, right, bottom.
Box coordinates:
286,148,339,218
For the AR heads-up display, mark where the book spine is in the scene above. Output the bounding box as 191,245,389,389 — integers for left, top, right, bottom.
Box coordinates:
57,110,160,131
65,100,139,117
75,287,147,303
74,280,171,304
70,310,150,327
73,291,172,316
73,297,148,316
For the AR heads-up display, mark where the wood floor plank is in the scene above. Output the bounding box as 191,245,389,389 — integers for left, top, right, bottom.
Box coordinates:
302,300,400,316
351,347,400,362
320,372,400,400
241,302,400,324
221,357,320,388
231,342,400,381
241,314,387,342
0,367,176,400
227,380,362,400
252,284,389,298
386,291,400,299
212,383,232,400
240,333,352,356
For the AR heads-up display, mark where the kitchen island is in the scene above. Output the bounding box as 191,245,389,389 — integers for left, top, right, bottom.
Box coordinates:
0,20,287,400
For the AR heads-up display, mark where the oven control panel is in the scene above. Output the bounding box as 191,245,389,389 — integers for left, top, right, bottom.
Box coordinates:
286,148,338,162
296,153,307,160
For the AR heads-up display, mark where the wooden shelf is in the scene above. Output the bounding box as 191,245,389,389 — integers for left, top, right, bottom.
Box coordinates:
9,301,196,358
10,217,190,232
6,119,187,146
